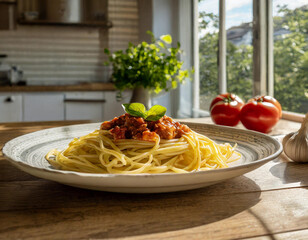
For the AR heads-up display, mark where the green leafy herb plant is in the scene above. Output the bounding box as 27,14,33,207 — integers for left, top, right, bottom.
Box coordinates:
104,31,192,94
122,103,166,121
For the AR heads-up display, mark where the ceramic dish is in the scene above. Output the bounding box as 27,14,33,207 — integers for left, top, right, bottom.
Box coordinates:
3,122,282,193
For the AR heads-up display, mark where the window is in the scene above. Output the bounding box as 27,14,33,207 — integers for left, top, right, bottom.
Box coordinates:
272,2,308,113
196,0,307,114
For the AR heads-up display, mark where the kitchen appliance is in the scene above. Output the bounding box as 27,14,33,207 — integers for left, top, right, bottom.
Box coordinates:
17,0,108,25
46,0,83,23
0,54,25,86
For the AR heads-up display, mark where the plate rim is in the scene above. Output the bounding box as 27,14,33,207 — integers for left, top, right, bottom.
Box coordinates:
2,121,283,179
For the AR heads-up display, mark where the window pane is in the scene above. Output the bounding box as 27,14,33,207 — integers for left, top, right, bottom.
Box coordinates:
198,0,254,113
226,0,253,101
198,0,219,112
273,2,308,114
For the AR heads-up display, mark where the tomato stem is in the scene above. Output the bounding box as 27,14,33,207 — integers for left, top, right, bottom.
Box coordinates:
223,94,233,103
257,96,264,102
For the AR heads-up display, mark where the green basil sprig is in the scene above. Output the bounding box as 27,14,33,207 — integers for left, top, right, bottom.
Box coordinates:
122,103,166,121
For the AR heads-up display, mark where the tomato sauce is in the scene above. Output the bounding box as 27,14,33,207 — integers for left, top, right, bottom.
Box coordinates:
100,113,191,141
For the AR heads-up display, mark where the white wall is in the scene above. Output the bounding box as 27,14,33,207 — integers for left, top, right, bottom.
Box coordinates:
151,0,193,118
177,0,193,118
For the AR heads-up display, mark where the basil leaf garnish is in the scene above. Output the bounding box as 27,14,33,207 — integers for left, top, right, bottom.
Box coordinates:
122,103,166,121
145,105,167,121
122,103,146,118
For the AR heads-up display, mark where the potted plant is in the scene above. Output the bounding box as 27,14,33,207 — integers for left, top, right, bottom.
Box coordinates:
104,31,191,108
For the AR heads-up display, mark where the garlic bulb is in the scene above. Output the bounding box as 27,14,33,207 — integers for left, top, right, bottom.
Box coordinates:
282,113,308,162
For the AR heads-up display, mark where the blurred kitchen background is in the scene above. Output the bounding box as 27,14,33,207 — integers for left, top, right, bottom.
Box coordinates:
0,0,306,123
0,0,135,85
0,0,183,122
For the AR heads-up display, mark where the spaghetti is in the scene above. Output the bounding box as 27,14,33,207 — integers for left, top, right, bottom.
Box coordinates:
46,114,241,174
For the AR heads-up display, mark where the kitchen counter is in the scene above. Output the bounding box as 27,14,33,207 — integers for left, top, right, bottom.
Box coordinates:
0,82,116,92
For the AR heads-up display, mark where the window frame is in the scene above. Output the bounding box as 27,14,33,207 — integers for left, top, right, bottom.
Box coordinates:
192,0,274,116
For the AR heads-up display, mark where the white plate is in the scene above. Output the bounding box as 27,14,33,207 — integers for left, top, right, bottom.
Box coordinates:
3,122,282,193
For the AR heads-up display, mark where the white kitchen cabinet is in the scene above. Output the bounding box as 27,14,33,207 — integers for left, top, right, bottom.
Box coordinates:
65,92,105,122
0,94,23,122
0,90,132,123
65,91,132,122
104,91,132,120
23,93,65,121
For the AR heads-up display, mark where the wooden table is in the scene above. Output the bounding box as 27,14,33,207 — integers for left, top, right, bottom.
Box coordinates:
1,118,308,240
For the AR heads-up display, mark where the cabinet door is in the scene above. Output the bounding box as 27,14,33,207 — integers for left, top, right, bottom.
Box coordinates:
23,93,65,121
104,91,132,120
65,92,105,122
0,94,23,122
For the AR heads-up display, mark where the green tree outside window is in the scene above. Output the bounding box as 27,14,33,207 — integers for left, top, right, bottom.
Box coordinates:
199,4,308,113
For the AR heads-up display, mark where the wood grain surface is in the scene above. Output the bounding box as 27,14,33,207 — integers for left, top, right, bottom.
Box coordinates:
1,118,307,240
0,82,115,92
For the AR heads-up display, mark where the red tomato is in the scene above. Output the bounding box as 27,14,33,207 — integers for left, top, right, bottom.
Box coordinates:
257,95,282,117
240,96,281,133
210,93,244,126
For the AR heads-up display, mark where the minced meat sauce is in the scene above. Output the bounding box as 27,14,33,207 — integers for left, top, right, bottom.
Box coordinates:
100,113,191,141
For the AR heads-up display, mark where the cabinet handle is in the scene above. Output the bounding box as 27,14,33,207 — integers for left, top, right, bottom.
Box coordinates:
4,96,14,103
64,99,106,103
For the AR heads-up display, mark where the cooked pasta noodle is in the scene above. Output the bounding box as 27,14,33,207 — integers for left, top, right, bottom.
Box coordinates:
45,129,241,174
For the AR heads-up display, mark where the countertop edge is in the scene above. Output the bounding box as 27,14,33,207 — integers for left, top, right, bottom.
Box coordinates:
0,83,116,92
